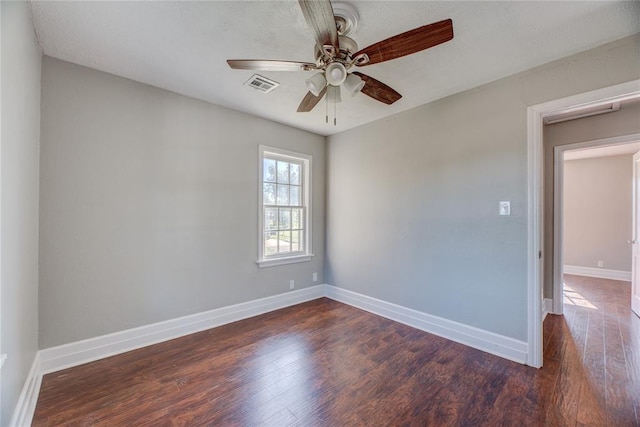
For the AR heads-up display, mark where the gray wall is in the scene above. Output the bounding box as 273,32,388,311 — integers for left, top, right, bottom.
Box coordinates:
563,155,632,272
39,57,325,348
1,1,42,425
326,34,640,342
544,101,640,296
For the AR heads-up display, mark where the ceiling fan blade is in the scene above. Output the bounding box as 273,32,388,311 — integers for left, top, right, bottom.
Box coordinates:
297,87,328,112
352,72,402,105
298,0,339,53
227,60,318,72
353,19,453,66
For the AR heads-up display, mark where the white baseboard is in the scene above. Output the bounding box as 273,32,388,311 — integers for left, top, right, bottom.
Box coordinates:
9,353,42,427
324,285,529,365
564,265,631,282
543,298,554,320
39,285,324,374
38,283,532,374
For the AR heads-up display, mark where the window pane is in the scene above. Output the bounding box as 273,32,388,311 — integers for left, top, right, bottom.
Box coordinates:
277,161,289,184
277,185,289,205
279,230,291,253
279,209,291,230
290,163,301,185
265,231,277,256
265,208,278,230
263,183,276,205
264,159,276,182
290,185,301,206
291,230,300,252
292,208,301,229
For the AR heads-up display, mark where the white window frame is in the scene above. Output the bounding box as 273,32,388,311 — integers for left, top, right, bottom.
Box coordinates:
258,145,313,268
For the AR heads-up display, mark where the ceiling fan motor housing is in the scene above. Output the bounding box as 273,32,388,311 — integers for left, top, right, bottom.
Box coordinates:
337,36,358,59
314,35,358,64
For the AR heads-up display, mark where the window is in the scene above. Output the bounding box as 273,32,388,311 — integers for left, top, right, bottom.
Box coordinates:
258,146,313,267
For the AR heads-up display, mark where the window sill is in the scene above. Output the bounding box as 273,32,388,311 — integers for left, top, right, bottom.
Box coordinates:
257,254,314,268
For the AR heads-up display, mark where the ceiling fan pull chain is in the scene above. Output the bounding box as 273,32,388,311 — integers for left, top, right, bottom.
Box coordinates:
334,100,337,126
325,92,329,124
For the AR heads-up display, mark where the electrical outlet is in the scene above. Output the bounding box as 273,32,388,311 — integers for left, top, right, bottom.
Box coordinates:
597,260,604,268
289,280,295,289
313,272,318,282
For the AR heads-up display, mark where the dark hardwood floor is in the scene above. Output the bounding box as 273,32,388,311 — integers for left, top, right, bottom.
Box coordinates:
33,275,639,426
557,274,639,426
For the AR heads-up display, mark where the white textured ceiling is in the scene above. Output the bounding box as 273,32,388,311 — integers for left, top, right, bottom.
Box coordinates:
29,1,640,136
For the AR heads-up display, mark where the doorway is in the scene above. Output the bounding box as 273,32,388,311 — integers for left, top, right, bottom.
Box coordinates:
552,134,640,316
526,79,640,368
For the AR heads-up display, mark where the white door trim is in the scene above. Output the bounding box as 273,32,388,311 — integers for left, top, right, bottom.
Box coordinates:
632,153,640,318
527,79,640,368
553,133,640,315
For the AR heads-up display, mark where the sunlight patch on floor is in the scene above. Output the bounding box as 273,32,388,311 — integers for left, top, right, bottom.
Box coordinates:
563,283,598,309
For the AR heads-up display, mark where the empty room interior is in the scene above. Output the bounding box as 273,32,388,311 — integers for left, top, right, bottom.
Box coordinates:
2,1,640,425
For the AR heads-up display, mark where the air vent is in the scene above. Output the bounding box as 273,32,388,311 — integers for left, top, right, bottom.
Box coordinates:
244,74,279,93
543,102,620,125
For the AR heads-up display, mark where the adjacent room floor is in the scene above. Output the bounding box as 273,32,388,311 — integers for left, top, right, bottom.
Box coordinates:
33,275,639,426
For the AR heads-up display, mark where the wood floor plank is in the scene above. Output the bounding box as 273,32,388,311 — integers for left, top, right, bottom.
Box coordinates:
618,300,640,425
33,277,639,426
575,304,607,426
604,296,637,426
546,317,584,425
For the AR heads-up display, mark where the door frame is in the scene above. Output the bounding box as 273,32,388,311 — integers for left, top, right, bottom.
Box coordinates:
526,79,640,368
553,133,640,315
633,153,640,318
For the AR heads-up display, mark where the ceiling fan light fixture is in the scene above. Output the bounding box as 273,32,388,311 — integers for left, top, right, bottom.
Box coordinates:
325,62,347,86
343,73,365,96
305,73,327,97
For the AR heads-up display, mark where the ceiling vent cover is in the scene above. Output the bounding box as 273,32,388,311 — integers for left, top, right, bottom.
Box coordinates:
244,74,279,93
543,102,621,125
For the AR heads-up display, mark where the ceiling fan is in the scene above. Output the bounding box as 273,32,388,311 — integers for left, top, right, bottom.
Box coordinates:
227,0,453,115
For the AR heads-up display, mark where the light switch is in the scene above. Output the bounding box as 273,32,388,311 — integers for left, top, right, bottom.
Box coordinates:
499,201,511,216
